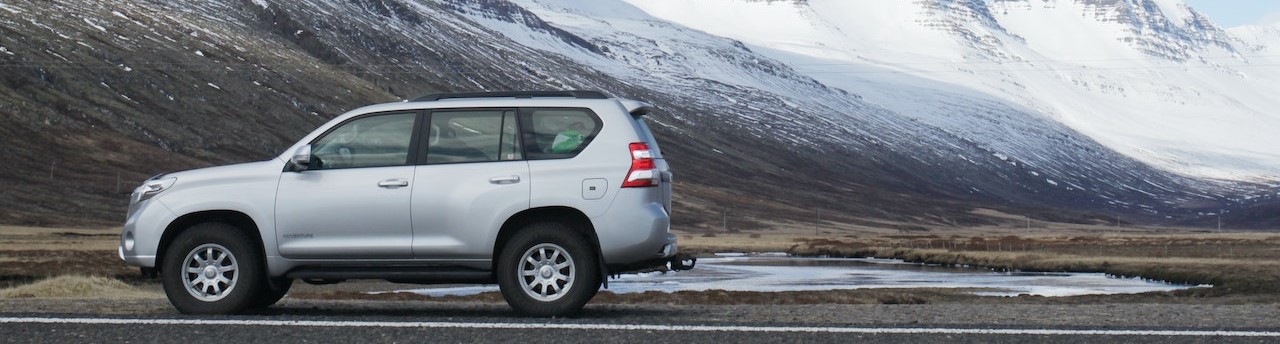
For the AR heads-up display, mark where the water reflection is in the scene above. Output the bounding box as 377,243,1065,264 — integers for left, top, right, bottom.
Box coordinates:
404,254,1206,297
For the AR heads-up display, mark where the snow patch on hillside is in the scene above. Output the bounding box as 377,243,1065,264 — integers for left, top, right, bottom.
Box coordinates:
0,3,24,14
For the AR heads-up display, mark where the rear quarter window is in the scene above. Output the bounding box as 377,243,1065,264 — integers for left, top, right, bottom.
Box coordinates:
521,108,602,160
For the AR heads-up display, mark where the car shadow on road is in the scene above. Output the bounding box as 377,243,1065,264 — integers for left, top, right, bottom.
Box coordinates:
248,301,678,320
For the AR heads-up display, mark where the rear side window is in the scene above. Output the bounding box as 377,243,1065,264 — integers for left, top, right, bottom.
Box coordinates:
425,109,521,164
521,108,602,160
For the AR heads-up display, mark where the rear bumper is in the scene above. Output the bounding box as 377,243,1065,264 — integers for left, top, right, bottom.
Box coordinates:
592,191,675,266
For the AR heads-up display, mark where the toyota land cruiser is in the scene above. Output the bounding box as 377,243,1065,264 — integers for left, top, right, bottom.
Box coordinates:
119,91,684,316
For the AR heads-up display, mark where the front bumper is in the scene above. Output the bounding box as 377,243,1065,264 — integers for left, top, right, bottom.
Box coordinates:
119,248,156,267
119,198,176,268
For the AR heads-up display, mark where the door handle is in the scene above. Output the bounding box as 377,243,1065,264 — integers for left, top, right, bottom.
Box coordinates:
489,175,521,185
377,178,410,188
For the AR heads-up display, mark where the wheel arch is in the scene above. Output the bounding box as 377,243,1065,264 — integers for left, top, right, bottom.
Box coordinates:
157,210,264,270
493,206,601,270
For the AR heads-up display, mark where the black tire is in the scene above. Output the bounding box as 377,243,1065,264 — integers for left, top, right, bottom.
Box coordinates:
496,223,600,317
249,277,293,309
161,222,264,315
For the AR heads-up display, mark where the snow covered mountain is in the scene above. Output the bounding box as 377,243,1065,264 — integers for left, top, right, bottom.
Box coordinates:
0,0,1274,227
442,0,1269,217
624,0,1280,182
1232,22,1280,53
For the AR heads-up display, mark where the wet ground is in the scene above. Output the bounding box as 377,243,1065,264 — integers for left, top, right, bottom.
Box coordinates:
406,254,1203,297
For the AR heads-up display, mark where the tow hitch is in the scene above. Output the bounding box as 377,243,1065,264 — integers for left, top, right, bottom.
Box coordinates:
603,254,697,289
669,254,696,271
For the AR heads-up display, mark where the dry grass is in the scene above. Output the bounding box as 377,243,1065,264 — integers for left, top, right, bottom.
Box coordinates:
0,250,140,287
0,227,140,289
0,275,158,299
0,225,120,251
0,225,119,236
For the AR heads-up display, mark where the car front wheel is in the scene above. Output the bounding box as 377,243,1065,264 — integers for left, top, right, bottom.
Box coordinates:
161,222,264,315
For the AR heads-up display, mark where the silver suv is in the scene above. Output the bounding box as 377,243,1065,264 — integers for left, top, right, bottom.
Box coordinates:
119,91,684,316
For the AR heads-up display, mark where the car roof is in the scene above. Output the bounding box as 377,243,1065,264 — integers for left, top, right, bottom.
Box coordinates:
409,90,607,102
343,90,650,116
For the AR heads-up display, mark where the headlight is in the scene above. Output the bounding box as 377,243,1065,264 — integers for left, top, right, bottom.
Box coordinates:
136,176,176,203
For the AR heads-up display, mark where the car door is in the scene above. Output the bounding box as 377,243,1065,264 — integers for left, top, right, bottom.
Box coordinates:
411,109,530,259
276,111,421,259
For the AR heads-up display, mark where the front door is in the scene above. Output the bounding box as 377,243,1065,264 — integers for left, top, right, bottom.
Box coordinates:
276,112,420,259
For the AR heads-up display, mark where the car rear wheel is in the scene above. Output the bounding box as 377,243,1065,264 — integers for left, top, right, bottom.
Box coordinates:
161,222,264,315
496,223,600,316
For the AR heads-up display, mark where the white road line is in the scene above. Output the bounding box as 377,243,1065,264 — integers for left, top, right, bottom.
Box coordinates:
1,317,1278,337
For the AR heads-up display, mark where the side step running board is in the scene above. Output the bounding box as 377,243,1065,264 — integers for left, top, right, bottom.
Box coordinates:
285,267,494,285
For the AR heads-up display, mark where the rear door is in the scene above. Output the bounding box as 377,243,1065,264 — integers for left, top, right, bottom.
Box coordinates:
410,109,530,259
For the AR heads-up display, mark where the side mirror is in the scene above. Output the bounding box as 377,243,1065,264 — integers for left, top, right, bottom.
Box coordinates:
290,145,312,172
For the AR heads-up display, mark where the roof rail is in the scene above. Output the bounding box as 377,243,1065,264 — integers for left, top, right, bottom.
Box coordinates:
410,90,609,102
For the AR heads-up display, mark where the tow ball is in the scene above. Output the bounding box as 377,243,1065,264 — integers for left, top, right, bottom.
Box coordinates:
669,254,697,271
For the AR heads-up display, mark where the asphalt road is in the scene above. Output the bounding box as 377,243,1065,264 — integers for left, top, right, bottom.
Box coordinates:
2,316,1278,343
2,299,1280,343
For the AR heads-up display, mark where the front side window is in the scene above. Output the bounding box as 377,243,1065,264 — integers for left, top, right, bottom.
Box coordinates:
310,112,416,169
425,109,521,164
522,108,601,160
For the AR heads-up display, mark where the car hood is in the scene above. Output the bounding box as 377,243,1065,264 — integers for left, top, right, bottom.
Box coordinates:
162,160,284,184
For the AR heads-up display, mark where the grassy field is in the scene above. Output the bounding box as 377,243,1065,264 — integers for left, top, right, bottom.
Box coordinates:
2,216,1279,304
0,225,138,289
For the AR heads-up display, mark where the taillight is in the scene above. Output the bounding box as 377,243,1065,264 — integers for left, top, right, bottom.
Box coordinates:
623,142,658,188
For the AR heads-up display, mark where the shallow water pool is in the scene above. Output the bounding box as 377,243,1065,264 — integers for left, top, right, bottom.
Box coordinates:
403,254,1206,297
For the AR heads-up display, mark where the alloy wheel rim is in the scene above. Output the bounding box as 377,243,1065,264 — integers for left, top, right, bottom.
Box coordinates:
181,243,239,302
518,243,576,302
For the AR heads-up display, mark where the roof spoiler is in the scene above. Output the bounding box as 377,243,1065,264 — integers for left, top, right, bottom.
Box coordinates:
619,99,654,117
409,90,608,102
